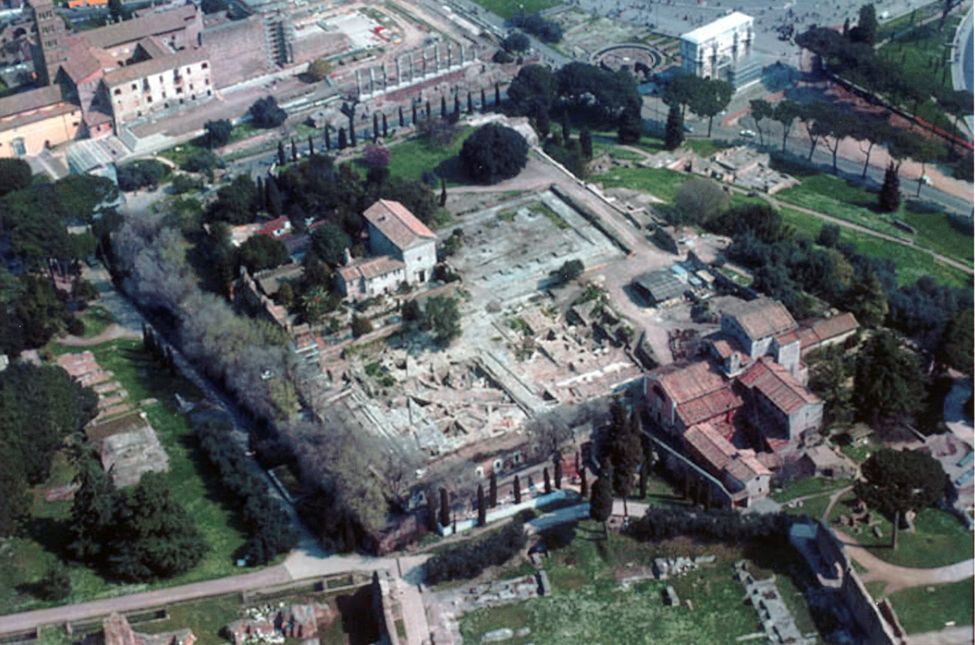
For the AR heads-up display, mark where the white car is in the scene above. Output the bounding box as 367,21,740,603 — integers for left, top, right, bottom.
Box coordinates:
739,129,757,138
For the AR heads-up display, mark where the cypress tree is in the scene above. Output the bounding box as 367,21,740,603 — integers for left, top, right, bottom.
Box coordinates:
554,453,562,489
561,111,571,144
290,138,297,162
425,100,431,120
425,491,437,530
277,141,286,166
307,135,314,156
480,87,487,112
453,93,461,117
489,471,498,507
349,114,357,146
513,475,521,504
580,467,588,498
543,467,552,494
467,90,474,114
878,161,901,212
399,105,405,128
439,487,449,527
477,484,486,527
440,95,448,119
266,175,283,216
580,127,593,159
639,464,647,498
255,176,265,211
338,127,348,149
324,126,331,150
665,103,684,150
412,102,417,125
439,177,447,206
373,112,379,141
382,112,388,138
494,82,501,109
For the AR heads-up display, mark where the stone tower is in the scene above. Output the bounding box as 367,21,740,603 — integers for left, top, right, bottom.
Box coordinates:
27,0,67,87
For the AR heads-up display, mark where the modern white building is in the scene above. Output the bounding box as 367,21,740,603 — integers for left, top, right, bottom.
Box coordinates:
680,11,760,89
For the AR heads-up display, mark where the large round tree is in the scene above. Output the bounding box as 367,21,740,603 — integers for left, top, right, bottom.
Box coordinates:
853,331,925,428
460,123,529,184
855,448,945,520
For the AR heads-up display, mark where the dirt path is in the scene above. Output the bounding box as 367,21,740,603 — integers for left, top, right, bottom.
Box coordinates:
58,323,140,347
905,626,975,645
832,528,975,594
820,485,854,523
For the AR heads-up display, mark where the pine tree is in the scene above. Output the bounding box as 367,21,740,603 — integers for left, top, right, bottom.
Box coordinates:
878,161,901,212
439,487,449,527
513,475,521,503
277,141,286,166
580,127,593,159
543,467,552,494
665,103,684,150
477,484,486,527
489,471,498,507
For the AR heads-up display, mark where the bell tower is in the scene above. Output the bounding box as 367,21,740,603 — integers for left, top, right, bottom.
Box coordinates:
27,0,67,87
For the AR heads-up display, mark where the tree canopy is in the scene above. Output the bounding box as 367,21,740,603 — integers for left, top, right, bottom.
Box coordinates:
855,448,945,519
204,119,233,148
854,331,926,427
460,124,529,184
0,158,32,197
249,96,287,129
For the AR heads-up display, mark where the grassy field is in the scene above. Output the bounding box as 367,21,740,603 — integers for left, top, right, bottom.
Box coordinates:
772,477,853,504
887,578,975,634
595,167,687,203
471,0,560,19
826,494,973,568
77,306,115,338
775,173,973,265
876,14,963,135
777,206,971,287
383,127,473,185
0,338,252,615
460,522,821,643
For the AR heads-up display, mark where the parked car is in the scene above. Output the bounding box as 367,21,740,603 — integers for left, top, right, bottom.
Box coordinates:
739,129,756,138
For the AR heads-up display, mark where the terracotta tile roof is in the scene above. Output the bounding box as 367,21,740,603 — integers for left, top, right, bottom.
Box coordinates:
102,46,209,87
0,85,64,118
775,329,801,347
739,357,820,415
337,256,405,283
800,312,859,349
363,199,435,251
60,39,105,84
684,422,770,484
725,297,797,341
711,339,735,359
83,4,198,49
256,215,291,238
650,361,728,404
676,386,743,427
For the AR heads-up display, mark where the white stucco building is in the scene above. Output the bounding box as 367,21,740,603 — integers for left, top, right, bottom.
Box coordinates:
336,199,437,300
680,11,760,89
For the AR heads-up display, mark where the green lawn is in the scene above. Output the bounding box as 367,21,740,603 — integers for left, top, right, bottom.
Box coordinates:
778,206,971,287
827,494,973,568
595,167,687,203
887,578,975,634
77,305,114,338
772,477,853,503
385,127,473,185
460,522,819,643
876,14,964,135
471,0,560,19
0,339,252,615
776,174,974,265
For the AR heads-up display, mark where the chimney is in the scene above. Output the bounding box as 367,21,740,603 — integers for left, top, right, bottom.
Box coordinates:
343,247,352,266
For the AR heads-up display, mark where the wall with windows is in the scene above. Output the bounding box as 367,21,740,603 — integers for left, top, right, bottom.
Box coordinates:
0,105,80,157
106,58,213,126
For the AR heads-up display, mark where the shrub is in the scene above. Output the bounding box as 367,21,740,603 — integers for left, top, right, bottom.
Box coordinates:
204,119,232,148
555,259,584,284
0,158,32,197
249,96,287,129
180,150,223,174
116,159,168,191
424,517,527,584
510,12,562,43
351,315,373,338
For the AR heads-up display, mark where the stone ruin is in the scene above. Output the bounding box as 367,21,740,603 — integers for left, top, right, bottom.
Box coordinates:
734,561,815,645
652,555,716,580
224,602,334,645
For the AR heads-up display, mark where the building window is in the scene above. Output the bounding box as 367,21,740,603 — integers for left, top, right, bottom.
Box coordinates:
201,62,208,69
131,83,137,90
176,87,183,94
113,88,121,95
147,96,152,103
206,89,212,96
12,138,25,156
205,79,210,86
